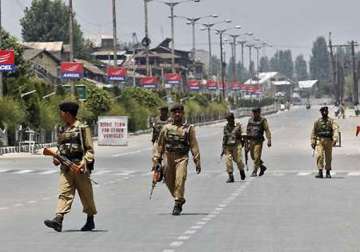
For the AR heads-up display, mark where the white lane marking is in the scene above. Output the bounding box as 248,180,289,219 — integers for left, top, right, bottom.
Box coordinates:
184,230,197,235
42,197,50,201
112,148,152,157
348,172,360,176
27,200,37,204
14,203,24,207
190,225,202,230
0,169,10,173
196,221,207,225
0,207,9,210
169,241,183,248
297,172,312,176
177,236,190,240
163,250,175,252
39,170,58,175
13,170,33,174
92,170,112,175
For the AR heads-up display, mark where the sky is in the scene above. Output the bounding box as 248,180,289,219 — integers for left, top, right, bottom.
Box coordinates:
4,0,360,64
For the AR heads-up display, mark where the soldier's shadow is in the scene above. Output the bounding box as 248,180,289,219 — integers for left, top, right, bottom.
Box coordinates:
62,229,108,233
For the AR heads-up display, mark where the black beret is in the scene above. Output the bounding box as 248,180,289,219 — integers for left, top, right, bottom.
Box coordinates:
226,113,235,120
320,106,328,112
170,104,184,112
252,107,261,113
59,101,79,116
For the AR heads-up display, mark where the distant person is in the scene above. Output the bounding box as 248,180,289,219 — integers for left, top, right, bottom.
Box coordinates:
221,113,245,183
311,106,339,178
246,107,272,177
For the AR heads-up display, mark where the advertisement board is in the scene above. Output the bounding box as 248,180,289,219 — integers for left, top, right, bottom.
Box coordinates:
187,79,200,90
98,116,128,146
164,73,181,88
140,76,159,89
207,80,217,90
107,67,127,81
0,49,15,72
60,62,84,79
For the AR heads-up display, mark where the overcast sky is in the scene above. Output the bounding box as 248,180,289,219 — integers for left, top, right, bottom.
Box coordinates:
4,0,360,63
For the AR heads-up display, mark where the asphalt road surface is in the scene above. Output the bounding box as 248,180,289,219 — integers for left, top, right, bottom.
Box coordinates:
1,105,360,252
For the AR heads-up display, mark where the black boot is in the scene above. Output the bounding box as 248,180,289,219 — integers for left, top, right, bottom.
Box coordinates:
44,215,63,232
226,173,235,183
240,170,246,180
326,170,331,178
81,215,95,231
315,170,323,178
172,203,181,216
259,165,267,176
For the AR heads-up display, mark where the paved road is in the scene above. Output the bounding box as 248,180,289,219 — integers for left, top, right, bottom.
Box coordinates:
1,106,360,252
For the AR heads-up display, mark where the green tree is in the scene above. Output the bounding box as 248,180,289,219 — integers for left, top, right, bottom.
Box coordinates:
259,56,270,72
270,50,293,78
295,55,308,81
209,56,221,77
236,62,249,82
310,36,330,81
20,0,86,58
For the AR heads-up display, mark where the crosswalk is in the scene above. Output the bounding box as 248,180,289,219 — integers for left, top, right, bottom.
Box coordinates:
1,168,360,178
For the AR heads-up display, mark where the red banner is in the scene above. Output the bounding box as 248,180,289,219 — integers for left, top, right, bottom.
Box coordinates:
107,67,127,81
140,76,159,88
207,80,218,90
0,49,15,72
187,79,200,90
231,81,241,90
61,62,84,79
165,73,181,84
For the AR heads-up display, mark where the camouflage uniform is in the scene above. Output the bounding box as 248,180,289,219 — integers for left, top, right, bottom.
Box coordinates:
153,122,201,209
311,117,339,172
222,122,245,180
56,120,97,217
246,116,271,175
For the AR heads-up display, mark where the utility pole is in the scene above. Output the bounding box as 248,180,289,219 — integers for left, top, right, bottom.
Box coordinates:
166,2,178,73
69,0,75,95
328,32,338,103
351,40,358,105
0,0,3,97
112,0,118,67
219,31,225,100
144,0,150,75
229,34,239,82
238,40,246,67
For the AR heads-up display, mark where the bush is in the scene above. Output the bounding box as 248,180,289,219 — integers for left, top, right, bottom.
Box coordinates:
0,97,25,129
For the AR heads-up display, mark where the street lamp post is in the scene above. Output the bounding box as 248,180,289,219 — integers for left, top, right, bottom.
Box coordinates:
161,0,201,73
228,34,239,82
246,44,254,77
215,26,241,100
201,19,231,77
144,0,150,75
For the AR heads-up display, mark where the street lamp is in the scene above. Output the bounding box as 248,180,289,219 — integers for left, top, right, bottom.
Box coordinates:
174,14,218,63
155,0,201,73
143,0,154,76
236,32,253,67
215,25,241,100
201,19,232,76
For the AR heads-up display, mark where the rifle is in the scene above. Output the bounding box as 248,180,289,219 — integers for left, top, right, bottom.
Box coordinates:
149,162,163,200
43,148,83,174
242,135,250,171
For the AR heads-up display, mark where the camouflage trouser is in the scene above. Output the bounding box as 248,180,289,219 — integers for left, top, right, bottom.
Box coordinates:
56,170,97,216
164,152,188,204
315,138,333,170
224,145,244,174
250,141,264,172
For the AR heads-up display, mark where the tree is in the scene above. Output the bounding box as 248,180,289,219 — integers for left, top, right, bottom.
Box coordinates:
259,56,270,72
20,0,86,58
270,50,294,78
236,62,249,82
295,55,308,81
309,36,330,81
209,56,221,77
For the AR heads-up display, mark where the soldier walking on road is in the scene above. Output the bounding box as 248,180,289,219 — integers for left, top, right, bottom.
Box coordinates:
44,101,97,232
221,113,246,183
246,107,272,177
153,104,201,216
311,106,339,178
151,106,170,153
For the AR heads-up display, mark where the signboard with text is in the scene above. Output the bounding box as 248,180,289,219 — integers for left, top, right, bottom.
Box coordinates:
98,116,128,146
0,49,15,72
164,73,181,88
60,62,84,79
187,79,200,90
107,66,127,81
207,80,218,90
140,76,159,89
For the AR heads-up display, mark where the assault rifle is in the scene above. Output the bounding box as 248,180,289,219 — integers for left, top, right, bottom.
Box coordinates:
149,162,163,200
242,135,251,171
43,148,83,174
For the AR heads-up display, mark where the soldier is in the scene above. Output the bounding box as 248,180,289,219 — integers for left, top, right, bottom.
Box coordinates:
221,113,245,183
246,107,272,177
151,106,170,152
44,101,97,232
153,104,201,216
311,106,339,178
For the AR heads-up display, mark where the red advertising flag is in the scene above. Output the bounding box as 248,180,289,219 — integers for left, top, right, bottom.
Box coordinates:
61,62,84,79
207,80,217,90
187,79,200,90
107,67,127,81
0,49,15,72
140,76,159,88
